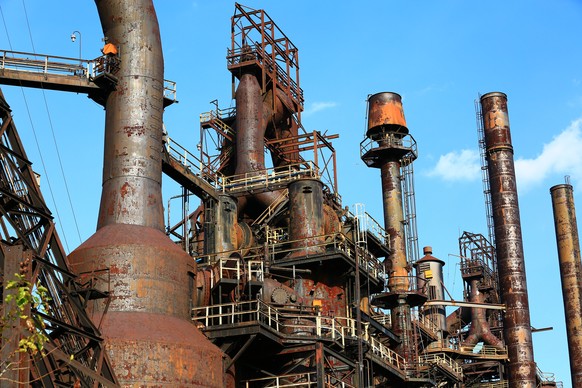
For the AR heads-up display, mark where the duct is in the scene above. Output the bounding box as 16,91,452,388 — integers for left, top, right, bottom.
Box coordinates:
464,278,504,349
234,71,288,214
550,183,582,387
68,1,225,386
481,92,536,387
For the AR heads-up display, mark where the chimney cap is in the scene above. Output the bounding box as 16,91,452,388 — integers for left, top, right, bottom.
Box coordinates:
414,246,445,267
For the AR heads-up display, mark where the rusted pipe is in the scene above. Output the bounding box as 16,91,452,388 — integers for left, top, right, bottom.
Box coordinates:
550,183,582,387
68,1,225,385
95,2,163,231
235,71,265,178
481,92,536,387
381,159,409,291
464,278,504,349
367,92,410,292
366,92,413,361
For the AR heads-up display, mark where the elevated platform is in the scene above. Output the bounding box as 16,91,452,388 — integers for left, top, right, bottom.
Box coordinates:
360,133,418,168
192,299,408,381
0,50,177,107
424,340,508,360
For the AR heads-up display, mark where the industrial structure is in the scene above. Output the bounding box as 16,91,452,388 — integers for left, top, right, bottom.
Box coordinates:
0,1,575,387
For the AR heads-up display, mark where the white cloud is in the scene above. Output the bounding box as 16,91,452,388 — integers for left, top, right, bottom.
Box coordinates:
303,101,337,116
425,118,582,190
515,118,582,190
427,149,481,182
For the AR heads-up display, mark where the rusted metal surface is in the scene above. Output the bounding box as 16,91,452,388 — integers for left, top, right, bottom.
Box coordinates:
213,195,239,257
464,278,504,349
481,91,536,387
94,0,164,230
288,179,325,257
381,160,409,291
550,183,582,387
235,71,265,177
100,311,224,386
415,247,447,338
367,92,408,136
68,1,225,386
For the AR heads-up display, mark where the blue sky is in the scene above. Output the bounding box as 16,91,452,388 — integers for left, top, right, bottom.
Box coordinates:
2,1,581,386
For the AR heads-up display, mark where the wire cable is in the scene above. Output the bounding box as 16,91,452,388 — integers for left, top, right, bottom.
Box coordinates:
20,0,83,246
1,2,71,251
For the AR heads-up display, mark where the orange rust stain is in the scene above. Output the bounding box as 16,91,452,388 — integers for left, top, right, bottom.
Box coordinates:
120,182,132,199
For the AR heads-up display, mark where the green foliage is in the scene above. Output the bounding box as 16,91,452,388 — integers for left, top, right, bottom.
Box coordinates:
2,273,51,355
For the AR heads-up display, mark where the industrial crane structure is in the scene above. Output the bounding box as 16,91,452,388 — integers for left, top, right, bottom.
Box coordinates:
0,1,579,387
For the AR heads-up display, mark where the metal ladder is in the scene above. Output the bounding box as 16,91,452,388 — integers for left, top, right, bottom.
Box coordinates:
476,98,495,247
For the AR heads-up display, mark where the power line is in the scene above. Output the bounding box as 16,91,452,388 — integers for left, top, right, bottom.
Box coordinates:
20,0,83,246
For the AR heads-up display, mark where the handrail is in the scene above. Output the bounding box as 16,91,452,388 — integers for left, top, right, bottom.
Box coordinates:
411,310,441,336
360,132,418,161
1,49,93,78
345,208,390,249
1,49,176,98
227,43,304,106
220,161,318,193
536,366,556,383
243,372,356,388
419,353,463,378
425,339,508,358
192,299,406,372
246,260,264,282
165,137,225,187
209,257,241,287
194,231,385,281
163,79,177,102
252,189,289,226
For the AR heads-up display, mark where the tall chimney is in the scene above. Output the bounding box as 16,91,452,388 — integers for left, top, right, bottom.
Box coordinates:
550,183,582,387
481,92,536,387
361,92,418,361
68,1,225,385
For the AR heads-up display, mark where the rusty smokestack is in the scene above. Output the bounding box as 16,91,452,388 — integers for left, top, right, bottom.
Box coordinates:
368,92,409,289
550,183,582,387
362,92,417,361
481,92,536,387
68,1,225,385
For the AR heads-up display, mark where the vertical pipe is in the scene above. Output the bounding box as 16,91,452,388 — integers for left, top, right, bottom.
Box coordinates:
68,1,225,385
481,92,536,387
366,92,412,360
381,160,409,290
550,183,582,387
95,2,164,231
235,71,265,176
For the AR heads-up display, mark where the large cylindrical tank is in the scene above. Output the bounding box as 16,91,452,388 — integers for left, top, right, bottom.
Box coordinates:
481,91,536,387
288,178,325,257
212,195,238,257
550,183,582,387
366,92,408,137
414,246,446,338
68,1,225,385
